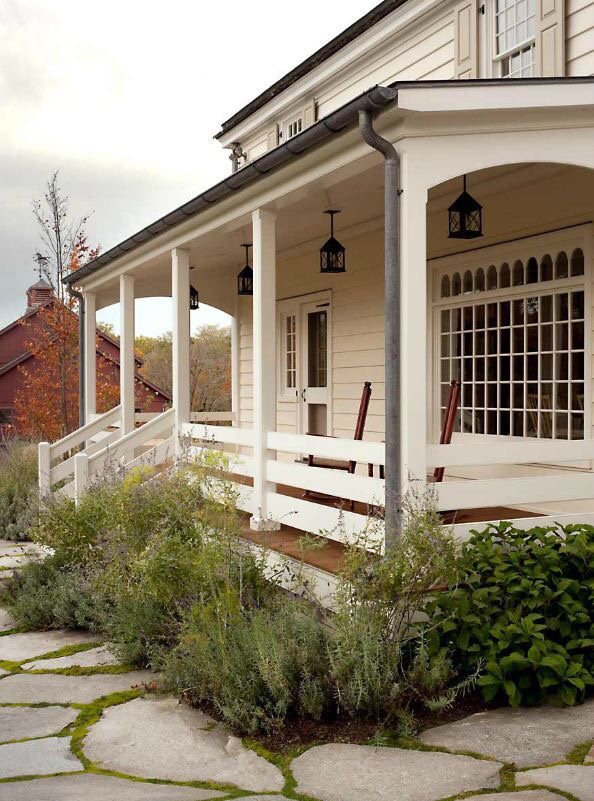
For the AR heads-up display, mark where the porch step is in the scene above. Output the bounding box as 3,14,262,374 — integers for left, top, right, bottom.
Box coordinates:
240,524,349,575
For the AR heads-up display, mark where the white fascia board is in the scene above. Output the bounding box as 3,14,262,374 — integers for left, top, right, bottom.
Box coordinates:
217,0,443,147
397,81,594,113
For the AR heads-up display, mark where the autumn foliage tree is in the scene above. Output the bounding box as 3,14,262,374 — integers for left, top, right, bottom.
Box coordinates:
13,173,136,442
138,325,231,413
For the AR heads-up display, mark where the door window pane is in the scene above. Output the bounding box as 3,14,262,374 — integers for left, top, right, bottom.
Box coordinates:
308,311,327,388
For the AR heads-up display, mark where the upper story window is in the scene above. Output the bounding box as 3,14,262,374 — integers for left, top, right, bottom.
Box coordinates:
494,0,536,77
286,117,303,140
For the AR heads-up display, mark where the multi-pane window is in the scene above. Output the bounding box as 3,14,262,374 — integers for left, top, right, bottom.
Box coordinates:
287,117,303,139
285,314,297,390
495,0,536,77
438,248,586,441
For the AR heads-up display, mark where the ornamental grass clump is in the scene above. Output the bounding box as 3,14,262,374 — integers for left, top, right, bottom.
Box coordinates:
165,483,465,734
427,522,594,708
329,484,463,724
0,439,38,541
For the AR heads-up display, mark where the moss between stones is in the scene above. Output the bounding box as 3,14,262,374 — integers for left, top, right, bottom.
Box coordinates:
243,739,317,801
565,739,593,765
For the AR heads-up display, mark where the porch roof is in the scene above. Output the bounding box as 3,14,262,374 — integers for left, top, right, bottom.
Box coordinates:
64,77,594,291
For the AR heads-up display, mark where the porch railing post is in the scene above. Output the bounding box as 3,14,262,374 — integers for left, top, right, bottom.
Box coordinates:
84,291,97,421
250,207,280,531
74,452,88,505
400,155,428,487
119,274,136,437
172,248,191,457
38,442,51,497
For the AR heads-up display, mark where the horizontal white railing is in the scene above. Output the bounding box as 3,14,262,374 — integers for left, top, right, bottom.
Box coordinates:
88,407,175,479
191,411,235,423
268,431,384,465
429,438,594,512
39,406,175,503
427,439,594,468
39,405,123,497
50,405,122,461
182,422,254,447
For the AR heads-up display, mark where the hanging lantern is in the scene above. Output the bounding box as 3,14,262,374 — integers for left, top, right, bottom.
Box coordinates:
190,284,199,310
237,243,253,296
448,175,483,239
320,209,346,273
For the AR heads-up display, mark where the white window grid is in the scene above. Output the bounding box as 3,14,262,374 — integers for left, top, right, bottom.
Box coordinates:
285,314,297,390
494,0,536,78
433,238,590,443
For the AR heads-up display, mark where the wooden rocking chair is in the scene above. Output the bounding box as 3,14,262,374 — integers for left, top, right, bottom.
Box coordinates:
370,379,461,484
303,381,372,510
432,379,461,483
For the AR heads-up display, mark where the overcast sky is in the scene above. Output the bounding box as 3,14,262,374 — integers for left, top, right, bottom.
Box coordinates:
0,0,374,336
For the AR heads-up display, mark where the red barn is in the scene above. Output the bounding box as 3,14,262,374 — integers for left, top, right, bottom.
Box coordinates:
0,279,170,438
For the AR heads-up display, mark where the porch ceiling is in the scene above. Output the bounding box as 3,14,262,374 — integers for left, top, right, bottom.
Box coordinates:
92,159,386,313
92,160,594,315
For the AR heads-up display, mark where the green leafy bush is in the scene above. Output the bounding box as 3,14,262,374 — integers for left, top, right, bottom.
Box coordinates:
427,522,594,707
0,440,38,540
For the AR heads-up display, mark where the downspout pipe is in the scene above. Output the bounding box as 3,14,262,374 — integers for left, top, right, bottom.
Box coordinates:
358,108,401,549
67,287,85,429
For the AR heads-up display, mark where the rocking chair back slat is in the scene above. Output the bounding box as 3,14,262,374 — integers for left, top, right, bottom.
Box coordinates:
433,379,461,483
350,380,372,472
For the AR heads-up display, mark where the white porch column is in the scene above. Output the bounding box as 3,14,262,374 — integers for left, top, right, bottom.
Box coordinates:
231,294,240,425
172,248,191,454
83,291,97,420
119,274,135,436
400,153,428,483
250,208,280,531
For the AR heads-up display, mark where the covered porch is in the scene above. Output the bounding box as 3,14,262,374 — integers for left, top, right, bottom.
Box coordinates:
44,79,594,575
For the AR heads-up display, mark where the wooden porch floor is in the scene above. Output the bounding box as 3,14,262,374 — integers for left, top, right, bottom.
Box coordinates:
239,483,539,576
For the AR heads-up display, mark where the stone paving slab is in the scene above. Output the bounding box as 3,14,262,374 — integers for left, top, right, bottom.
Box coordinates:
517,765,594,801
0,669,8,677
84,696,284,792
0,671,153,704
0,705,78,742
22,644,120,670
0,630,99,663
0,774,226,801
419,701,594,767
0,555,30,569
585,744,594,764
0,542,44,557
464,792,566,801
291,743,503,801
0,608,17,632
0,736,82,778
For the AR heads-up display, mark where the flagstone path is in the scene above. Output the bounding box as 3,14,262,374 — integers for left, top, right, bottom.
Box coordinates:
0,537,593,800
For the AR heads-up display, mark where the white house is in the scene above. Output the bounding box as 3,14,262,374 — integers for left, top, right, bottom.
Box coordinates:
41,0,594,580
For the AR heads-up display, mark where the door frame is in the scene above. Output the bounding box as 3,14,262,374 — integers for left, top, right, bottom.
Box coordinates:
277,289,333,435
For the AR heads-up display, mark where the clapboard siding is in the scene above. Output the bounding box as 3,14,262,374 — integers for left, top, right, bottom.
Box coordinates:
316,9,456,118
566,0,594,74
